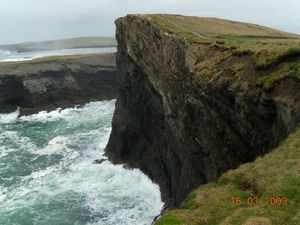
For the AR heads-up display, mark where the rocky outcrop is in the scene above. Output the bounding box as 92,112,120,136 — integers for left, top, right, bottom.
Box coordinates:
0,53,117,114
105,15,300,207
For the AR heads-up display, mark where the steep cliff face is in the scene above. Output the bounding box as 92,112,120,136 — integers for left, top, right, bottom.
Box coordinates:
155,127,300,225
105,15,300,206
0,53,117,114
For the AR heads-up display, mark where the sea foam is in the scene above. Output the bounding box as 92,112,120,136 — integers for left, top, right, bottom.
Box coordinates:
0,100,163,225
0,47,116,62
0,107,20,124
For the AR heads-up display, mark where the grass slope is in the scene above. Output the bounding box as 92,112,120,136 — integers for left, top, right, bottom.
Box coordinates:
150,15,300,89
155,127,300,225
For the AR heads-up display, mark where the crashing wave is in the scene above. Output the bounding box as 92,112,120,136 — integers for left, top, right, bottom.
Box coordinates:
0,47,116,62
0,107,20,124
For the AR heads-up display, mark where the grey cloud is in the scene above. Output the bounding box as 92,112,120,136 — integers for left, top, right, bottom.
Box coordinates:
0,0,299,44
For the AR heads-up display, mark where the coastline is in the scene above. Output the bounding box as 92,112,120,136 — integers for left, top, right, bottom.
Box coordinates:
105,14,300,224
0,53,118,115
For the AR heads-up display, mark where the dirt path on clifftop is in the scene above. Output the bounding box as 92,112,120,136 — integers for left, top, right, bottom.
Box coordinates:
158,15,212,40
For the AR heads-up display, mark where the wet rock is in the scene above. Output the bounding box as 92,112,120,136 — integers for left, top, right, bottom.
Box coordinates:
0,53,118,115
105,15,300,206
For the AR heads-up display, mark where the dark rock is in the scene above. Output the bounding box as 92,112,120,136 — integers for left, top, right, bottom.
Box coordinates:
0,53,118,114
93,159,107,164
105,15,300,207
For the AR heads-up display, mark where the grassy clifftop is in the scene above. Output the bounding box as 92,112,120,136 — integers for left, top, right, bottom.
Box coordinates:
156,127,300,225
148,15,300,89
111,14,299,222
143,15,300,224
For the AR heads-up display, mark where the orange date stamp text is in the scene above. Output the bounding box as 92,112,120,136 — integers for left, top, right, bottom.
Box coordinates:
231,196,288,206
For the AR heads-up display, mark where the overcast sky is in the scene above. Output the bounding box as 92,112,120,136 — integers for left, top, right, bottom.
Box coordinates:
0,0,299,45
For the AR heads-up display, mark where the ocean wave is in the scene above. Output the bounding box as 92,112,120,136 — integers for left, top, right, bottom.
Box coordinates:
0,49,17,55
34,136,70,156
22,165,58,181
0,47,116,62
0,187,7,202
0,130,37,153
0,107,20,124
15,100,114,124
0,100,163,225
18,108,69,123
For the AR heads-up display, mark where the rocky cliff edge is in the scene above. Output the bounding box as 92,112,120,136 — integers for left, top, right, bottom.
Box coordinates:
105,15,300,208
0,53,117,114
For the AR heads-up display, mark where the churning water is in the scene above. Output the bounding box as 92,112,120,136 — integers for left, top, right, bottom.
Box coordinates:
0,47,117,62
0,100,163,225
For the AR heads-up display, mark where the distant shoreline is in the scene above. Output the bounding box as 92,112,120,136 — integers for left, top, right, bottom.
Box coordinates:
0,45,117,53
0,52,116,66
0,36,117,53
0,52,118,115
0,47,117,63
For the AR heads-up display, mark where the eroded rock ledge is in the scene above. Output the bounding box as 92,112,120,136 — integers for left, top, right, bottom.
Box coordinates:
0,53,118,115
105,14,300,206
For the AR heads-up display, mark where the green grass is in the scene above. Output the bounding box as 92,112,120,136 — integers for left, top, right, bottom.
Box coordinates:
155,213,182,225
151,16,265,45
150,16,300,72
151,16,211,44
0,53,108,67
155,127,300,225
257,61,300,89
182,189,199,209
255,47,300,69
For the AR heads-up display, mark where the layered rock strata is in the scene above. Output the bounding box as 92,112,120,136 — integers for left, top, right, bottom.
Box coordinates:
106,15,300,206
0,53,118,114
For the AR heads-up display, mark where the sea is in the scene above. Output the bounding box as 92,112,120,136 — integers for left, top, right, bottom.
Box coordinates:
0,47,117,62
0,48,164,225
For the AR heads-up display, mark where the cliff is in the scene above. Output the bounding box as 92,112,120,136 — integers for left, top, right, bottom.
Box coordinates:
0,53,117,114
105,14,300,209
156,126,300,225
